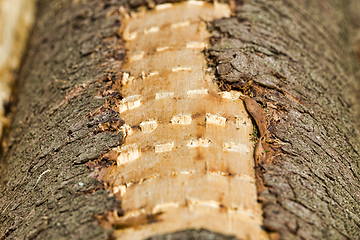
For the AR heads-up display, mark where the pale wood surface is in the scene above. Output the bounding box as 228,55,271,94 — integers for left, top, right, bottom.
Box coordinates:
100,2,268,239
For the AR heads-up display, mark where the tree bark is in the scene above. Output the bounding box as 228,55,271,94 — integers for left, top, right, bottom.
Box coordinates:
1,0,360,239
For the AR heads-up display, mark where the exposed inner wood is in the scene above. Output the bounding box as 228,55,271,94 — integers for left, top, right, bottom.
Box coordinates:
101,2,268,239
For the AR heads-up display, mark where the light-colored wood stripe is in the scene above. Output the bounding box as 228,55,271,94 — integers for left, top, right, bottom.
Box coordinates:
99,2,269,240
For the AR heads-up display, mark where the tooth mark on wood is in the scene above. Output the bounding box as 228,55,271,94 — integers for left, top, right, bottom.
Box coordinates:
113,185,127,196
116,144,141,165
120,124,133,137
123,26,137,41
152,202,181,214
155,92,174,99
155,3,173,10
186,41,206,49
208,171,254,182
187,89,209,97
223,142,250,153
121,72,135,85
172,66,192,72
171,20,190,28
206,113,226,126
119,95,142,113
187,0,205,6
156,46,171,52
148,71,158,77
155,142,174,153
140,120,158,133
235,115,250,130
218,91,242,100
170,114,192,125
129,51,145,62
138,174,158,184
187,138,211,148
187,199,220,209
144,26,160,34
171,170,194,176
142,71,159,79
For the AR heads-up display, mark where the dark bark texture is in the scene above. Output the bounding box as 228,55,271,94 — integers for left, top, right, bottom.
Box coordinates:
0,0,360,240
207,0,360,239
0,0,126,239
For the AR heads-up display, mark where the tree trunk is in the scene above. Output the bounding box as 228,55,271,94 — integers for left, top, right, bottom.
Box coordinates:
1,0,360,239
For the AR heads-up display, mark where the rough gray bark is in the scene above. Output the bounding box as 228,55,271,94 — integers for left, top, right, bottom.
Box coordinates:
0,0,125,239
0,0,359,240
207,0,360,239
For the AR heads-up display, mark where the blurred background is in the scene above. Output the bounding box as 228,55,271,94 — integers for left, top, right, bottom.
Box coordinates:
0,0,36,139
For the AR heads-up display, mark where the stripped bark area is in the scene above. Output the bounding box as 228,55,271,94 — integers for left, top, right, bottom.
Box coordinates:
94,2,269,239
